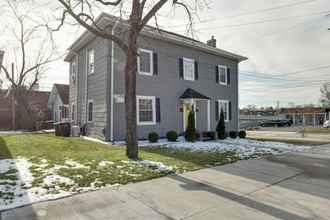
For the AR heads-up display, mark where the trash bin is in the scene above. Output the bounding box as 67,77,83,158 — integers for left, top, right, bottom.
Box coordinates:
71,125,80,137
54,122,71,137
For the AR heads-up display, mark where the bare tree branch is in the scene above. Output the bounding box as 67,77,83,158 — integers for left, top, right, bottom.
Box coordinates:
140,0,168,30
95,0,122,6
57,0,128,52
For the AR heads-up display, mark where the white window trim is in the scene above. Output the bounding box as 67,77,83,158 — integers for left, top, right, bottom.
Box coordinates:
88,49,95,75
138,48,153,76
87,99,94,122
218,65,228,85
218,99,229,122
137,95,156,125
183,57,195,81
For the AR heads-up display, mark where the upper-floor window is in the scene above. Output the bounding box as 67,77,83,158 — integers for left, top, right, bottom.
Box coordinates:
88,100,94,122
218,65,228,85
183,57,195,81
138,48,153,76
218,100,229,122
88,49,95,75
137,96,156,125
71,57,77,84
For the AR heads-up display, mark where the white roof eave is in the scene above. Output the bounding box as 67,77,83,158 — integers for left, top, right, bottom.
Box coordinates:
64,13,248,62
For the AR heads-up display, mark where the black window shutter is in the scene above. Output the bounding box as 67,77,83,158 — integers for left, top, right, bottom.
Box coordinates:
216,65,219,83
215,101,219,121
153,52,158,75
229,101,232,121
194,61,198,80
156,97,161,123
179,58,184,79
227,68,231,84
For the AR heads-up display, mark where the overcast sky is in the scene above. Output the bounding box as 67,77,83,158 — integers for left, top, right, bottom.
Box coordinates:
2,0,330,108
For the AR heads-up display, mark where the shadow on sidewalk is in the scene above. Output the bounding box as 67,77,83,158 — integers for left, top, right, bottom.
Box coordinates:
170,174,312,220
0,136,37,219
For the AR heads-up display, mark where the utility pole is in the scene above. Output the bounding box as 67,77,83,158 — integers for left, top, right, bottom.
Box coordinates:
0,51,4,90
11,63,16,130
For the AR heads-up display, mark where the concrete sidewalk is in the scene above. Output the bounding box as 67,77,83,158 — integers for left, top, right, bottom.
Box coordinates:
2,146,330,220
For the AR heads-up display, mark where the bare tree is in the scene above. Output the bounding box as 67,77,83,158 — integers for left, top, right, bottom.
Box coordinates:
0,1,59,129
53,0,206,159
320,83,330,107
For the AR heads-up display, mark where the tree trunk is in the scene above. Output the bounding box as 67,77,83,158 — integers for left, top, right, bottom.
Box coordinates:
125,27,138,160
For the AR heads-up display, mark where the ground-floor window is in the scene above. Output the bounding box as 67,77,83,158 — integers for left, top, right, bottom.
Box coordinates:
218,100,229,122
137,96,156,125
88,100,94,122
60,105,69,120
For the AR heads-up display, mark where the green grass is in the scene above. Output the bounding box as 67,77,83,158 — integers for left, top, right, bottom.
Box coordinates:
304,127,330,134
0,134,238,192
247,137,329,146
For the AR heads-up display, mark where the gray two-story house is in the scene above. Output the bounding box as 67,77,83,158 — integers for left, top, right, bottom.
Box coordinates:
65,13,247,141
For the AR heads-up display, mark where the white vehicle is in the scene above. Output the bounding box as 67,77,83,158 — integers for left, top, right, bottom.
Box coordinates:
323,120,330,128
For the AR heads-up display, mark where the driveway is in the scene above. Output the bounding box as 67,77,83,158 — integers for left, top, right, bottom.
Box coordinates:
2,145,330,220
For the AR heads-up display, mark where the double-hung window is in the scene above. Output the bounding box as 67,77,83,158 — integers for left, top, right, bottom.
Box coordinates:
88,100,94,122
137,96,156,125
183,57,195,81
218,65,228,85
218,100,229,122
88,49,95,75
138,49,153,76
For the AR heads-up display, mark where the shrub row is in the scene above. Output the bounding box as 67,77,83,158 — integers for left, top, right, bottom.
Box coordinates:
147,130,246,143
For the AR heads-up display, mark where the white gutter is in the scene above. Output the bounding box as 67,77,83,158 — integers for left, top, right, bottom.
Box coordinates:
110,20,119,142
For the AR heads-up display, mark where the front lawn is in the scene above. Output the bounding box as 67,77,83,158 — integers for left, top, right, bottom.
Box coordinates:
0,134,238,210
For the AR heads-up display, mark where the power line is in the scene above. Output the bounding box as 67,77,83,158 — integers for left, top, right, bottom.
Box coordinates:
172,10,330,31
166,0,319,28
241,64,330,78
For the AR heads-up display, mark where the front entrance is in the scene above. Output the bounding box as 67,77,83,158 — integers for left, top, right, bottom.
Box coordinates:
183,101,196,131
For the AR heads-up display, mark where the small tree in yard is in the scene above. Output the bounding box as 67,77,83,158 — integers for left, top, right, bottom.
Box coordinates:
185,110,196,142
216,108,226,140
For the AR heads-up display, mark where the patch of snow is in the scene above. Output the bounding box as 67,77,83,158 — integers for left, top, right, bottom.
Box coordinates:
134,160,174,172
98,161,114,167
64,159,88,169
82,136,111,145
135,138,311,159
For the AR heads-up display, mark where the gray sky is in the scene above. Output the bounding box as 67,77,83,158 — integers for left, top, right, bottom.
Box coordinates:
2,0,330,108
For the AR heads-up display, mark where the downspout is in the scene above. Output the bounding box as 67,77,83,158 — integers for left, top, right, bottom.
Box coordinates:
237,65,240,131
110,20,120,142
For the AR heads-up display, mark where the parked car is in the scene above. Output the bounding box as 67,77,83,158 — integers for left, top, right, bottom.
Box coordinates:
323,120,330,128
260,119,292,127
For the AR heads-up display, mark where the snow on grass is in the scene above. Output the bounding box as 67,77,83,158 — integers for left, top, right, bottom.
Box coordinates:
0,157,172,211
115,136,312,159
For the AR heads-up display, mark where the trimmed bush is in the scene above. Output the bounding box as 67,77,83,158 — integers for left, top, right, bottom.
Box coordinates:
185,110,197,142
195,132,201,141
166,130,178,142
206,131,216,140
229,131,238,139
239,130,247,139
216,109,226,140
148,132,159,143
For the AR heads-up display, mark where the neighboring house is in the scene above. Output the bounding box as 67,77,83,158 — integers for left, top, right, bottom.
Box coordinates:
0,89,50,130
48,84,70,122
65,13,248,141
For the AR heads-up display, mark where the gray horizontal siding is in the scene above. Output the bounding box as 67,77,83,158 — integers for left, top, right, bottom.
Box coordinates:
112,35,239,141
